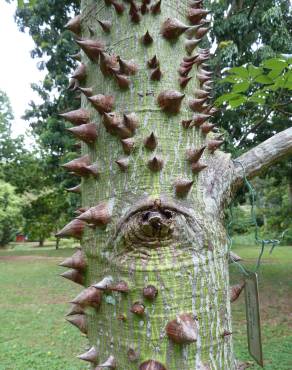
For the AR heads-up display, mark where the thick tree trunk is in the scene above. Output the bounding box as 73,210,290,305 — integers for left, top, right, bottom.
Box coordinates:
57,1,292,369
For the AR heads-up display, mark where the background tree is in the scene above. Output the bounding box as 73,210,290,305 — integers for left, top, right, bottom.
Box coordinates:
210,0,291,152
0,180,23,246
23,188,70,246
0,89,76,245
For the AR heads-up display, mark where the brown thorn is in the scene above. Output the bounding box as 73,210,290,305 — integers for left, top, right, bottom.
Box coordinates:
139,360,166,370
200,122,215,134
65,14,81,35
208,139,224,153
67,123,98,144
88,94,114,114
179,76,192,88
130,302,145,315
150,66,162,81
97,19,112,32
195,26,210,39
166,313,198,344
77,86,94,97
115,158,130,171
150,0,162,14
148,156,164,172
71,286,103,309
185,38,202,54
147,55,159,69
56,219,85,240
186,146,206,163
59,249,86,271
75,39,105,61
174,179,194,197
192,114,211,127
66,184,81,193
144,132,157,150
143,285,158,300
59,108,90,125
181,119,193,129
71,63,87,82
60,269,84,286
157,90,185,113
141,30,153,45
77,346,98,364
187,9,211,24
123,112,139,132
191,162,207,173
161,18,189,39
121,138,135,154
66,314,87,334
77,202,112,226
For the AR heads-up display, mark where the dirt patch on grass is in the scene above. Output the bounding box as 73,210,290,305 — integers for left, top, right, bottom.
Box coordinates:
0,255,53,261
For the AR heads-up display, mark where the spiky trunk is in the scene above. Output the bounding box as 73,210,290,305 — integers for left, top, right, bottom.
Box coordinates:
58,1,292,369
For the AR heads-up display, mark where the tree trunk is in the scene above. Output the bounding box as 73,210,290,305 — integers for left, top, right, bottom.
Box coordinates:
57,1,292,368
39,239,44,247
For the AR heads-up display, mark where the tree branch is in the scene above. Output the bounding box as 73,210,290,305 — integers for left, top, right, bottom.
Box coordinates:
232,127,292,190
247,0,257,19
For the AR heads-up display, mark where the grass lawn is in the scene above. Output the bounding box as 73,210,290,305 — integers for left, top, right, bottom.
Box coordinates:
0,241,291,369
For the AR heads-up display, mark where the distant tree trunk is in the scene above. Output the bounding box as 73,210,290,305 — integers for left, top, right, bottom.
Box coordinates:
57,0,292,368
39,239,44,247
55,237,60,250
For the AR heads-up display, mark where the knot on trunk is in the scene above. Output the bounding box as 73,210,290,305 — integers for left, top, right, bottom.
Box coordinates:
123,207,174,246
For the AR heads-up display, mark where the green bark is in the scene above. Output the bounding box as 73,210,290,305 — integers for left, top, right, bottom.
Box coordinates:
62,1,238,368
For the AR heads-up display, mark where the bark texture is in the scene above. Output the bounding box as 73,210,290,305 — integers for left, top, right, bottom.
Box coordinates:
58,1,292,369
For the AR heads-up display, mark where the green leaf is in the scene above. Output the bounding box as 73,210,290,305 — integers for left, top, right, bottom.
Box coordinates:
228,66,249,78
219,75,243,84
248,65,263,79
268,69,283,79
214,96,226,105
286,69,292,82
255,75,273,84
285,82,292,90
272,75,290,89
232,82,250,93
262,58,288,71
228,96,247,108
215,92,242,106
17,0,36,8
248,91,267,105
248,96,266,105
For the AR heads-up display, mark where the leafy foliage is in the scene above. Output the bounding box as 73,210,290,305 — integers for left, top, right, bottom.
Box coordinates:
23,188,69,245
215,57,292,108
0,180,23,246
14,0,79,159
209,0,292,153
0,90,78,244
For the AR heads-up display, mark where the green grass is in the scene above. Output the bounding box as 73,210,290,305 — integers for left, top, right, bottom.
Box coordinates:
0,242,87,370
230,243,292,370
0,241,291,369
